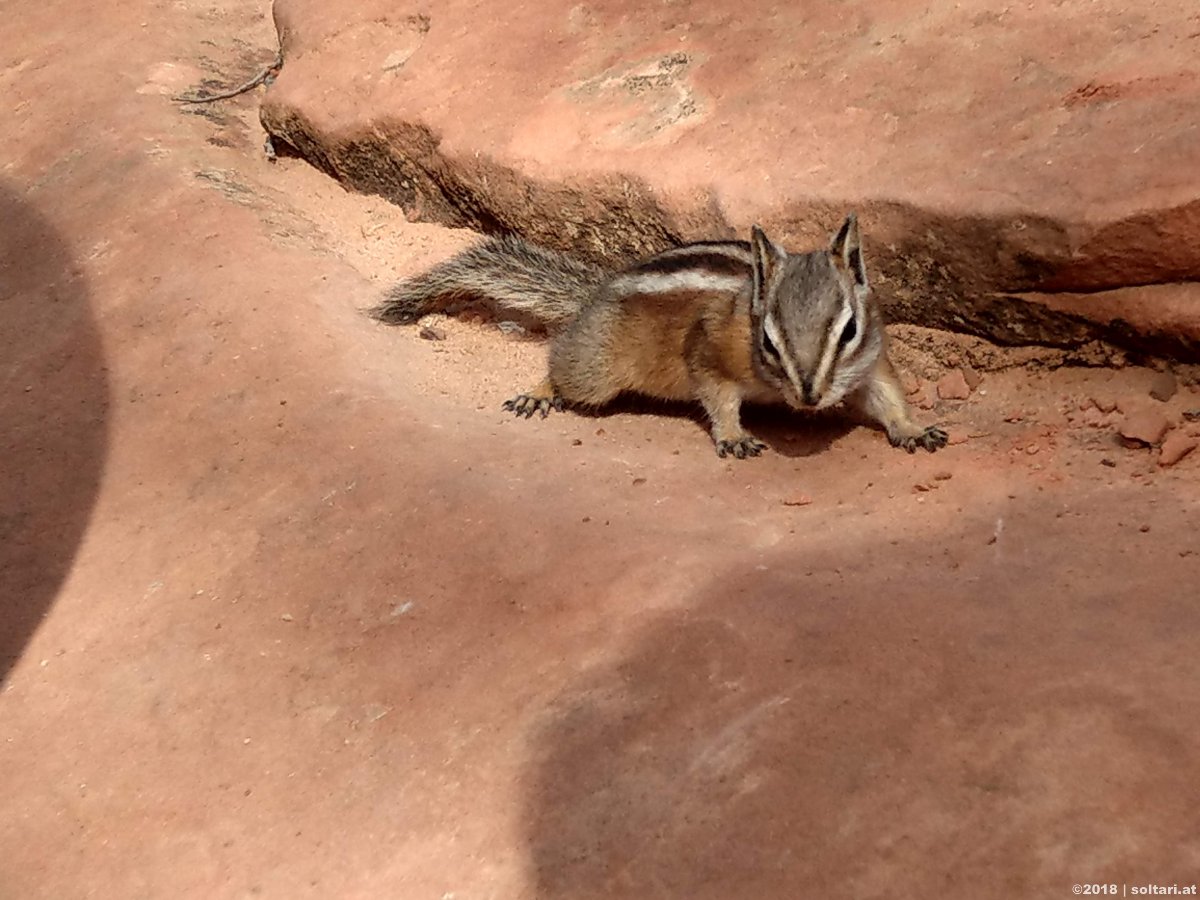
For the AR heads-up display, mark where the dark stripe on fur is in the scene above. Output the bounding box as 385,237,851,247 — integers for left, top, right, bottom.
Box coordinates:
630,250,752,280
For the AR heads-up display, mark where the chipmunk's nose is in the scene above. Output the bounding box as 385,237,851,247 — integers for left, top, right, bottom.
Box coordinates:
800,378,819,407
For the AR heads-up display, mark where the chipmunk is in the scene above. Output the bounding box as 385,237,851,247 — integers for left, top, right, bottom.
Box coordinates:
372,214,948,458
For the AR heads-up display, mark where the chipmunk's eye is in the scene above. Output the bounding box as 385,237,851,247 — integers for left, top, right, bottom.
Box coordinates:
761,329,781,362
838,315,857,349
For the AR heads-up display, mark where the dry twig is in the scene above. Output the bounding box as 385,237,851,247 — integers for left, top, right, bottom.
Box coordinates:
174,51,283,104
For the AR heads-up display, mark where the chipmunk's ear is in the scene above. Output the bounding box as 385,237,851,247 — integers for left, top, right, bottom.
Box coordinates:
830,212,868,294
750,224,784,316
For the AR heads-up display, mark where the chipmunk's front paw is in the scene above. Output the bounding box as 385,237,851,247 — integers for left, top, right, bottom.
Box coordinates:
715,436,767,459
503,394,563,419
890,425,949,453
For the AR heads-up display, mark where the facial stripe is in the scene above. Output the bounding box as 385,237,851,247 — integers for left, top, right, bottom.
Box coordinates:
813,298,855,395
763,312,804,394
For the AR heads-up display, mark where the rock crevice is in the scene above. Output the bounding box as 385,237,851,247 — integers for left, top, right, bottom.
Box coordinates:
260,0,1200,361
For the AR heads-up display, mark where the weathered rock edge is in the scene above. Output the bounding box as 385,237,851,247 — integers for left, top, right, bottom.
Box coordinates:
260,104,1199,365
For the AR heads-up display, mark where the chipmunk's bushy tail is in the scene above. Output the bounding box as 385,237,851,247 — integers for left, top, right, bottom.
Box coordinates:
370,235,610,333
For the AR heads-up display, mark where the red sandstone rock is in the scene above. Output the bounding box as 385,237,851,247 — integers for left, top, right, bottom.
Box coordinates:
10,1,1200,897
937,369,971,401
913,380,939,411
1119,408,1170,446
1018,285,1200,357
1149,370,1178,402
262,0,1200,356
1159,432,1198,467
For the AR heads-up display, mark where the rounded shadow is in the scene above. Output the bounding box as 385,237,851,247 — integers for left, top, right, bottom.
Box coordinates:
522,490,1200,897
1,182,108,680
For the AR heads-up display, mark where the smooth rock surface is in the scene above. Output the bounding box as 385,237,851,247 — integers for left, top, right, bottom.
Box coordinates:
262,0,1200,357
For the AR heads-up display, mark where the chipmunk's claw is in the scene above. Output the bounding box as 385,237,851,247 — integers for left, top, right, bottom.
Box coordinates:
890,426,949,453
918,426,949,452
716,436,767,459
503,394,561,419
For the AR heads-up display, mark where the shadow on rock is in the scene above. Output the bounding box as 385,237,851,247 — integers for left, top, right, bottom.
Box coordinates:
522,492,1200,898
0,182,108,681
743,404,856,458
560,396,853,459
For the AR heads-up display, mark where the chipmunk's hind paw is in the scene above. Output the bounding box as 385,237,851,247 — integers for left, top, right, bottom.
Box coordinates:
716,436,767,459
890,426,949,453
503,393,563,419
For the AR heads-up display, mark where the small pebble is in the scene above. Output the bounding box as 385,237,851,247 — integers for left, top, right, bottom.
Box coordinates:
418,325,446,341
913,381,939,411
781,494,813,507
937,369,971,401
1148,370,1177,402
1158,432,1198,467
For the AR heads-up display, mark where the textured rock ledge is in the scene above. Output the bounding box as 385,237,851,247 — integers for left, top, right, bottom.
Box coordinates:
260,0,1200,361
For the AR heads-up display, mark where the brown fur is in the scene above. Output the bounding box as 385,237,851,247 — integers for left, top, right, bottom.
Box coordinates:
849,344,938,451
384,223,948,458
529,283,781,456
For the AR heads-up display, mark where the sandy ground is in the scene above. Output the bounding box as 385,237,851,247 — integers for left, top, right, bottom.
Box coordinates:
3,2,1200,898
